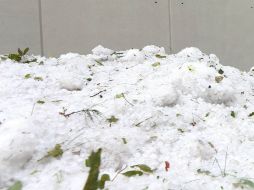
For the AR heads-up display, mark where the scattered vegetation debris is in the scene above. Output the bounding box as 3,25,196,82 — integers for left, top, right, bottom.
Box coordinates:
188,65,194,72
46,144,63,158
83,149,110,190
152,62,160,67
59,107,101,121
215,76,224,83
205,112,210,117
231,111,236,118
8,181,22,190
176,113,181,117
8,48,29,62
90,90,106,98
208,142,217,153
233,178,254,189
94,60,104,66
37,100,45,104
177,128,185,133
218,69,224,74
24,74,31,79
130,164,153,173
248,112,254,117
122,138,127,144
122,170,143,177
155,54,166,58
34,76,43,81
106,116,119,125
115,93,134,106
115,93,124,99
197,169,211,175
134,117,153,127
165,161,170,172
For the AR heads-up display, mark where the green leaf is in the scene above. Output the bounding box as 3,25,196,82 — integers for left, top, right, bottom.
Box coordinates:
152,62,160,67
122,170,143,177
131,164,153,173
8,181,22,190
115,93,124,99
231,111,236,118
85,158,91,167
248,112,254,117
46,144,63,158
155,54,166,58
8,54,21,62
106,116,119,124
233,179,254,189
37,100,45,104
18,48,23,56
24,74,31,79
23,48,29,55
83,148,102,190
98,174,110,189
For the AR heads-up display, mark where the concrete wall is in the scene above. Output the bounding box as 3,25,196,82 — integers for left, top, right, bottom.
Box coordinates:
0,0,254,70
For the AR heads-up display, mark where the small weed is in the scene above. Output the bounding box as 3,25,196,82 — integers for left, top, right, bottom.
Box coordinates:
83,149,110,190
8,181,22,190
46,144,63,158
106,116,119,125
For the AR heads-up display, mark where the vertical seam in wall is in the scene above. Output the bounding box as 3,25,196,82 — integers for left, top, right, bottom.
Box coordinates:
168,0,173,53
38,0,44,56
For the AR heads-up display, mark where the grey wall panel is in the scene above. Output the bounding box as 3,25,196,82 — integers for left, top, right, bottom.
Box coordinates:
41,0,170,57
0,0,41,55
171,0,254,71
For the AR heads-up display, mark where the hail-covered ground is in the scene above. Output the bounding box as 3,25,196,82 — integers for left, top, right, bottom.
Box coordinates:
0,45,254,190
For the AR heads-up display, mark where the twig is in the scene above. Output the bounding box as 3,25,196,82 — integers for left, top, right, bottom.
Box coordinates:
31,102,36,115
111,165,128,182
59,108,101,119
90,89,106,98
223,147,228,177
214,158,223,176
122,94,134,106
135,117,153,127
